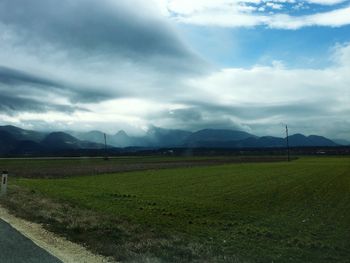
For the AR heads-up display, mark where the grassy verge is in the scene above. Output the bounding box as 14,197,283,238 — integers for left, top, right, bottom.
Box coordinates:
2,186,225,262
1,157,349,262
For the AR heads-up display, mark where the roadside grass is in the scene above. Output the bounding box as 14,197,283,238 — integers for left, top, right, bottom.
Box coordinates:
1,157,350,262
3,186,215,262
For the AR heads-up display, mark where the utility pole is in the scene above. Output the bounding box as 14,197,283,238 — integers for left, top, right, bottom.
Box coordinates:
104,133,108,161
286,125,290,162
1,171,8,197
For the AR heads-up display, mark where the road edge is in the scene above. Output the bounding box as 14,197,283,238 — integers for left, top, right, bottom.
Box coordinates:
0,204,116,263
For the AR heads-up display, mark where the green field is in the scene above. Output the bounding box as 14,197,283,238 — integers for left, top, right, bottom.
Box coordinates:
3,157,350,262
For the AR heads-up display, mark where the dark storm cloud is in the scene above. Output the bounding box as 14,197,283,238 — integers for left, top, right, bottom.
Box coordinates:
187,102,333,120
0,0,209,116
0,94,86,115
0,66,59,87
153,107,248,131
169,108,202,121
151,100,336,133
0,66,116,105
0,0,200,66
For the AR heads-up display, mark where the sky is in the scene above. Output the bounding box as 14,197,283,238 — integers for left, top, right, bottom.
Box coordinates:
0,0,349,139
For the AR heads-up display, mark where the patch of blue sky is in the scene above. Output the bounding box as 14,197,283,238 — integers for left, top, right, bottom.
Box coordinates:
179,24,350,69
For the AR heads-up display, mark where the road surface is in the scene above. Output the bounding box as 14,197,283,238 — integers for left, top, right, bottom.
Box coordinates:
0,219,62,263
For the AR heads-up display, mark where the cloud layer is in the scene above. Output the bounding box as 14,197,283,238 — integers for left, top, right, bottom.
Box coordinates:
0,0,208,109
0,0,349,140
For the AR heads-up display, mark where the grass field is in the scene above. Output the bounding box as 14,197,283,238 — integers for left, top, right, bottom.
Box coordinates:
2,157,350,262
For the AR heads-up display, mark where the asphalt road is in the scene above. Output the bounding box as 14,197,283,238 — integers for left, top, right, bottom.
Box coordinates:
0,219,62,263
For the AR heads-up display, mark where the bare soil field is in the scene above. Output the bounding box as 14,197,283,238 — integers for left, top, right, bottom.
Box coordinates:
0,156,290,178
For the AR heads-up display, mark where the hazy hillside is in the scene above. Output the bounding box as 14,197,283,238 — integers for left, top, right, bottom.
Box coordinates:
42,132,106,150
333,139,350,146
0,130,18,154
0,125,343,156
0,125,46,142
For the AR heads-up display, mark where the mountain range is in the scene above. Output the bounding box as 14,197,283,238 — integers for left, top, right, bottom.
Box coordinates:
70,126,345,148
0,125,347,156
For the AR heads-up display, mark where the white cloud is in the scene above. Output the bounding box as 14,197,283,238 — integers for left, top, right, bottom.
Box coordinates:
180,42,350,138
266,2,284,10
156,0,350,29
269,5,350,29
332,42,350,66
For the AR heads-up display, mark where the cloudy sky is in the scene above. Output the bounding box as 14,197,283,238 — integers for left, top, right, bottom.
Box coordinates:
0,0,349,139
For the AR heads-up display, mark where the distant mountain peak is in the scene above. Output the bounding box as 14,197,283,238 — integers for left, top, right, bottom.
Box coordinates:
116,130,128,136
188,128,256,143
